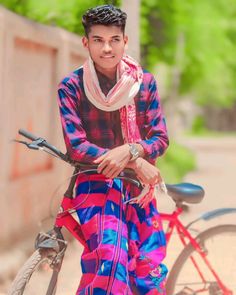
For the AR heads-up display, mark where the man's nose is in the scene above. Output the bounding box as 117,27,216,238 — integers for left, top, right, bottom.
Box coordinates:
103,42,112,52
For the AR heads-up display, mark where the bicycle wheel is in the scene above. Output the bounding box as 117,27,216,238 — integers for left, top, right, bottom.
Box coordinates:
166,224,236,295
8,248,58,295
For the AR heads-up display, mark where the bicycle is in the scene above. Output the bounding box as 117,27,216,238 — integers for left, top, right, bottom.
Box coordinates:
8,129,236,295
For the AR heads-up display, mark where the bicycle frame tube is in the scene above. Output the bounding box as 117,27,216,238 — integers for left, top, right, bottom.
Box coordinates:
161,209,232,294
54,197,88,249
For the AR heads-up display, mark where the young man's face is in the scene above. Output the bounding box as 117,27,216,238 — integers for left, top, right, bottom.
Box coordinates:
82,25,128,75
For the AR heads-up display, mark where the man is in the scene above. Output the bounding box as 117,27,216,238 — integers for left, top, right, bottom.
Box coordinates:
58,4,169,294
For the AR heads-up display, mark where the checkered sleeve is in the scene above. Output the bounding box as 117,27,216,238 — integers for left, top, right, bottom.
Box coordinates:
138,75,169,161
58,82,108,163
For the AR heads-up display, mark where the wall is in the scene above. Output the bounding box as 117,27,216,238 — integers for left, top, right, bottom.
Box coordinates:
0,6,89,248
0,3,140,248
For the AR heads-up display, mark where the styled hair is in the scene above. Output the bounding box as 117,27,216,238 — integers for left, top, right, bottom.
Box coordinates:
82,5,127,36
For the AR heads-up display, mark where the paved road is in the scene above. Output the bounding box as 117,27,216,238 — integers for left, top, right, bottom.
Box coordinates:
1,136,236,294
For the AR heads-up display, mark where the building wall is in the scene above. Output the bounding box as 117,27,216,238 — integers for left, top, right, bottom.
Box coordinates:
0,6,88,248
0,3,140,248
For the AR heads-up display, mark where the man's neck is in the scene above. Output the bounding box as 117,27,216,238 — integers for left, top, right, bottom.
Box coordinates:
96,68,117,96
94,65,117,81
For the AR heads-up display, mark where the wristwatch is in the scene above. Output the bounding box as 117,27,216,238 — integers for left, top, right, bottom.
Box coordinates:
128,143,139,161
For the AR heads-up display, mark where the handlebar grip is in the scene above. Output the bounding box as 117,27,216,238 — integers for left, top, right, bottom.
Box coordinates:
19,129,38,141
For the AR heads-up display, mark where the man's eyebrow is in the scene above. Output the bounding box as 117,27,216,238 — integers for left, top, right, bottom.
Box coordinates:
91,35,103,39
91,35,122,39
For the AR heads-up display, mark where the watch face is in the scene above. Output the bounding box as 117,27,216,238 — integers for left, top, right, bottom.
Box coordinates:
130,144,139,159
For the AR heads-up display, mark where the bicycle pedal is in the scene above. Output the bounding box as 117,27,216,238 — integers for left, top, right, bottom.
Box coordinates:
175,287,196,295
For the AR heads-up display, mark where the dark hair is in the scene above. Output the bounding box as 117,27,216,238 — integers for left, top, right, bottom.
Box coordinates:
82,5,127,36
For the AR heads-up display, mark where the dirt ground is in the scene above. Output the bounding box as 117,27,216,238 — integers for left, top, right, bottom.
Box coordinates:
1,136,236,294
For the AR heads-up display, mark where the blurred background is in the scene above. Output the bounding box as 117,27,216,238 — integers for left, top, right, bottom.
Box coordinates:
0,0,235,293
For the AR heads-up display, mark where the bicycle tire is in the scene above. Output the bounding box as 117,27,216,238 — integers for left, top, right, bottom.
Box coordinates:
166,224,236,295
8,248,57,295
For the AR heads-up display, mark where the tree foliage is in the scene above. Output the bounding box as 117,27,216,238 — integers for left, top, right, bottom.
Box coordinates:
141,0,236,107
0,0,121,35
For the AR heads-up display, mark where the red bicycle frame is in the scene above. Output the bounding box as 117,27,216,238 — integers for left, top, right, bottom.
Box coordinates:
161,207,232,295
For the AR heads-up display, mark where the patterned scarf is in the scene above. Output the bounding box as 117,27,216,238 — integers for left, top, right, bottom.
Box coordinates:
83,55,143,112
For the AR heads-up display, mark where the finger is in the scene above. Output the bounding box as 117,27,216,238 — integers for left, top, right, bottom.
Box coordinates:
97,159,109,174
149,178,158,186
109,168,123,179
94,153,107,164
154,174,162,185
103,166,119,179
102,162,121,178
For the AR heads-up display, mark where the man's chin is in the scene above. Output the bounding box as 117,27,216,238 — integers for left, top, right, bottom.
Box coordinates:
95,60,120,70
99,58,119,65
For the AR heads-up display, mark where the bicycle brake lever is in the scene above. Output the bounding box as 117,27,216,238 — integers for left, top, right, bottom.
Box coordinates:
12,139,31,147
12,138,45,150
28,138,46,150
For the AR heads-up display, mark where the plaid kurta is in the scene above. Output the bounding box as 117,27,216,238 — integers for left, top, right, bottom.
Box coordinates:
58,68,168,164
58,67,169,294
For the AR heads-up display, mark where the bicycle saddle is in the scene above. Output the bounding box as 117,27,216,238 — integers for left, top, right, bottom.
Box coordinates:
166,183,205,204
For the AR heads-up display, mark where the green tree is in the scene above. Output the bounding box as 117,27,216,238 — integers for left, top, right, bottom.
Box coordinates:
140,0,236,108
1,0,29,14
0,0,121,34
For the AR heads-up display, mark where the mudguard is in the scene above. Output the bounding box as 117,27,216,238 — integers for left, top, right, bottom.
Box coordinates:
186,207,236,229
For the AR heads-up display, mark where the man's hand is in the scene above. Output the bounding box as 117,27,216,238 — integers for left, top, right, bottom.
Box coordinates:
130,158,161,186
94,144,131,178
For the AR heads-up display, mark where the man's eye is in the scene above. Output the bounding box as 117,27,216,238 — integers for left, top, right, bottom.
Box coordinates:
112,39,120,42
94,39,102,42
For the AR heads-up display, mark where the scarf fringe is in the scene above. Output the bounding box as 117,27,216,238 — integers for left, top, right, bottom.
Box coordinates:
124,182,167,208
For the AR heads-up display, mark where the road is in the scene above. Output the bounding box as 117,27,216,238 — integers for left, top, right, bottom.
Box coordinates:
1,136,236,294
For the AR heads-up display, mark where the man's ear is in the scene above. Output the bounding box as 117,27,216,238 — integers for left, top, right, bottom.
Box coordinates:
124,35,128,50
82,36,88,49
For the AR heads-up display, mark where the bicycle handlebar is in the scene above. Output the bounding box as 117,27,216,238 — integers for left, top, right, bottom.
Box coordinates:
17,129,205,202
19,129,67,160
18,129,137,178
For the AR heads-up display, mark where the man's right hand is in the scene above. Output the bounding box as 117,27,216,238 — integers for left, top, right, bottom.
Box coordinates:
94,144,131,178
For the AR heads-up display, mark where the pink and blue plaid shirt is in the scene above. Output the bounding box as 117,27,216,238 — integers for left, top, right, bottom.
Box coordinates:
57,67,169,164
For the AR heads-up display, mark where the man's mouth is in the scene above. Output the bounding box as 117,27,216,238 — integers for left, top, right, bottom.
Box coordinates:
101,55,115,58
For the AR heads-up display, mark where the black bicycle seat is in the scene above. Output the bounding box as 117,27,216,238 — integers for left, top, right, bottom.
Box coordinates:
166,183,205,204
